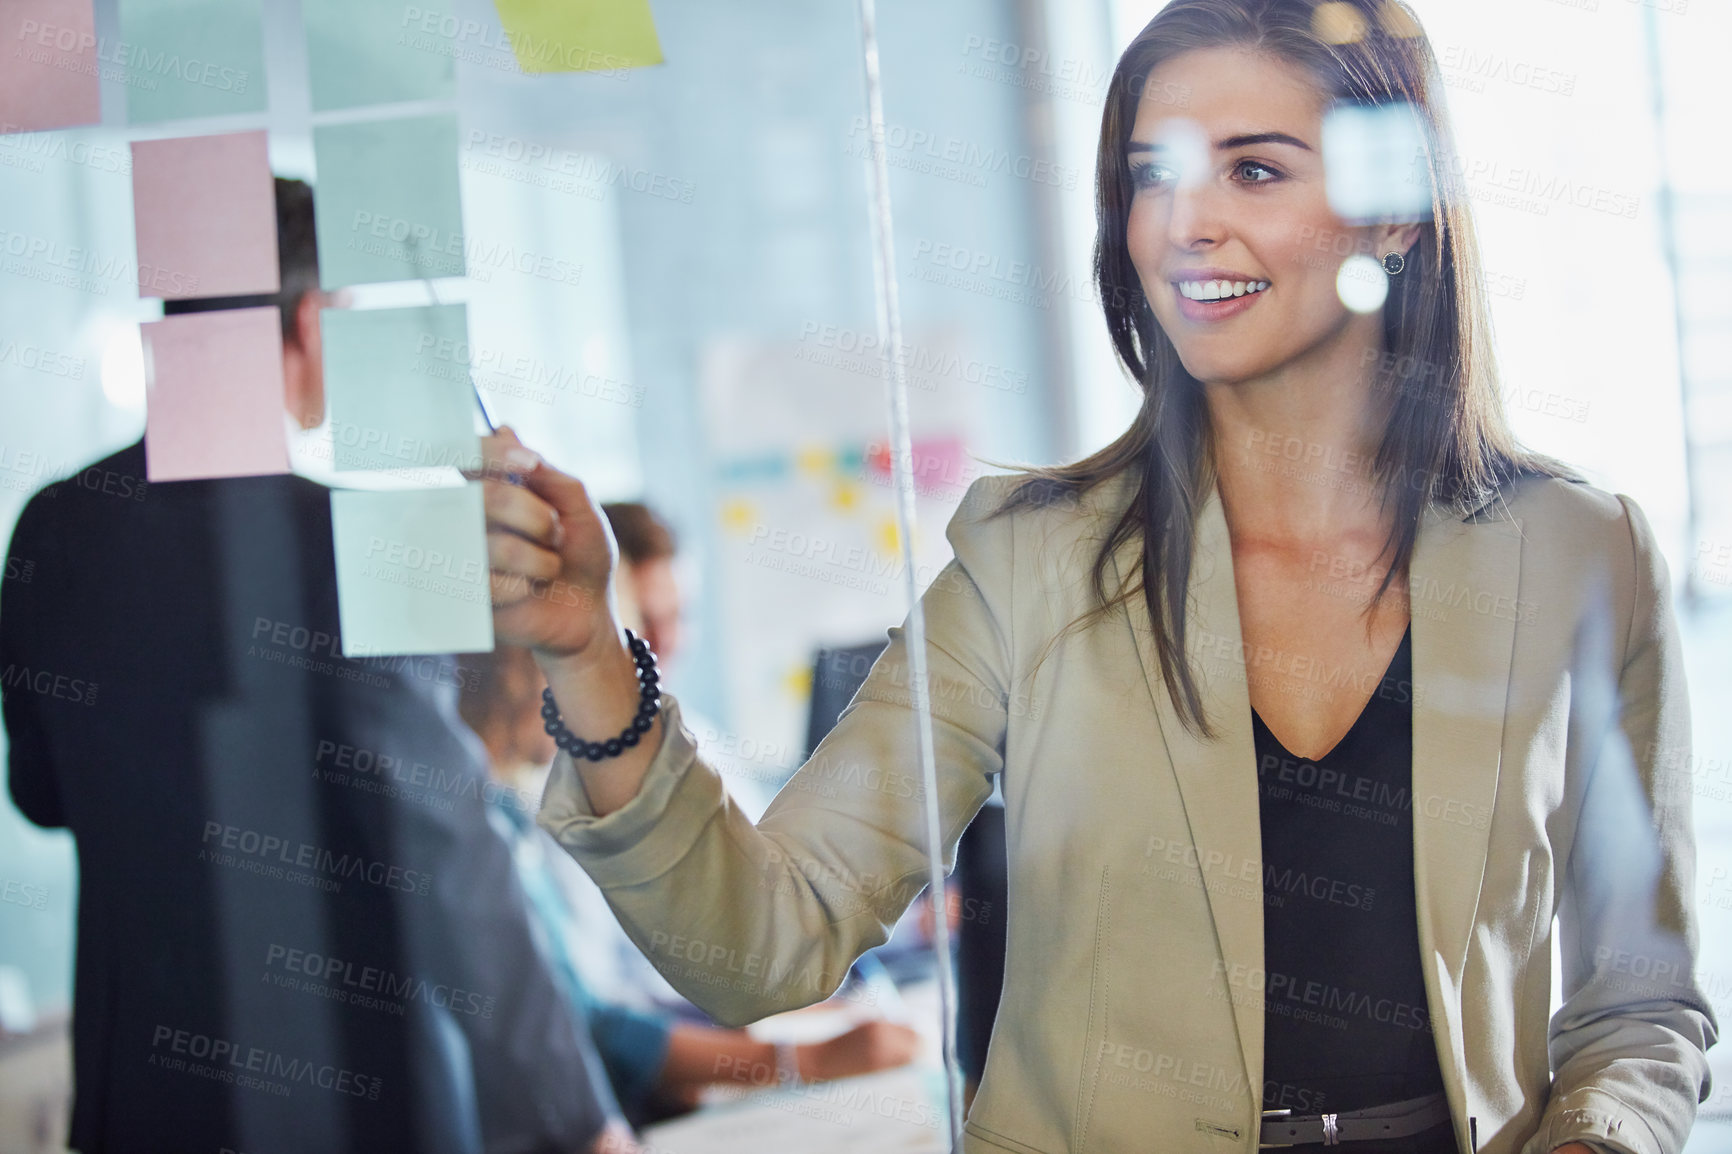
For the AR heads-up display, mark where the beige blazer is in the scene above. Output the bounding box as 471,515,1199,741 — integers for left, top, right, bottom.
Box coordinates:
539,467,1717,1154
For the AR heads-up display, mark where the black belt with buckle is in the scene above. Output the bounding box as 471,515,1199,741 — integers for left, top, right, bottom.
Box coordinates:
1259,1091,1450,1147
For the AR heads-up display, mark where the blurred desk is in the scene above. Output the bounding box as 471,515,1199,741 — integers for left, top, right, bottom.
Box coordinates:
640,979,952,1153
0,1011,71,1154
639,1066,949,1153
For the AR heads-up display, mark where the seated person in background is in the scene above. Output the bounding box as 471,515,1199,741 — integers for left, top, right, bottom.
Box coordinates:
459,643,921,1129
602,502,780,821
597,503,682,679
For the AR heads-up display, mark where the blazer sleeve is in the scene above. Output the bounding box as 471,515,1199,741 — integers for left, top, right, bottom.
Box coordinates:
1523,495,1719,1154
537,476,1014,1027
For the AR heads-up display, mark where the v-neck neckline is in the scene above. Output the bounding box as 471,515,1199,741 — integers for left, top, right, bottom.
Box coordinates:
1251,623,1412,764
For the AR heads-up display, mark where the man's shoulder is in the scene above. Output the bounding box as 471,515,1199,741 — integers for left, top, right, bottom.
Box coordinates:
19,439,330,530
9,441,143,552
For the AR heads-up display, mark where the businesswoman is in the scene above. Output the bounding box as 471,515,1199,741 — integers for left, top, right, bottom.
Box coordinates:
473,1,1715,1150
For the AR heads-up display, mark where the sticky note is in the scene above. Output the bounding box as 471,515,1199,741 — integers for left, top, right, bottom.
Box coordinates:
492,0,663,73
141,307,290,482
331,484,494,658
302,0,456,112
322,304,480,473
0,0,101,133
118,0,267,124
312,115,466,288
131,131,278,300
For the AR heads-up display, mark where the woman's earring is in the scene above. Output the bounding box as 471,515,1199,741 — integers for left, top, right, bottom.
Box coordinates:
1382,251,1406,276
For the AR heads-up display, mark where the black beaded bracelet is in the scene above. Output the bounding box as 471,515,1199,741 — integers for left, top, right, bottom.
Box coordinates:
541,628,662,761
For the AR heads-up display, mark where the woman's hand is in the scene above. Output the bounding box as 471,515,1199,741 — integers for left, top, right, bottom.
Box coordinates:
584,1120,644,1154
475,428,618,659
474,428,667,816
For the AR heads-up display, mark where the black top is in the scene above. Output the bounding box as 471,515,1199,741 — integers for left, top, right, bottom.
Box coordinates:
1253,624,1455,1146
2,442,616,1153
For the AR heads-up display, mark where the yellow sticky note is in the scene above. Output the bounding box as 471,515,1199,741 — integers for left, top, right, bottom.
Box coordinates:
794,446,833,477
492,0,662,73
875,517,900,557
829,481,860,514
719,498,756,535
781,664,812,701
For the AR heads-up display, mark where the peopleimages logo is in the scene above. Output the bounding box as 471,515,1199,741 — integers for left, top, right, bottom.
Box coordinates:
395,5,639,76
958,34,1113,102
0,127,130,175
0,878,48,911
199,821,433,896
412,332,645,408
795,321,1029,395
847,117,1082,190
0,337,87,379
13,19,253,94
148,1025,381,1100
463,131,696,204
0,226,200,296
345,210,585,286
264,944,496,1020
0,662,97,705
1211,961,1432,1032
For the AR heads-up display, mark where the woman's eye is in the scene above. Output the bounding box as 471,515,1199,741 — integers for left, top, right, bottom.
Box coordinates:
1236,160,1280,184
1129,162,1175,191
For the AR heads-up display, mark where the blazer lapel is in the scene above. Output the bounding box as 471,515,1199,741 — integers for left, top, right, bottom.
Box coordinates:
1408,499,1523,1098
1108,481,1264,1101
1105,478,1523,1109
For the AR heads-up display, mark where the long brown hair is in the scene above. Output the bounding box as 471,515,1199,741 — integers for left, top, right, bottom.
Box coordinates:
991,0,1573,738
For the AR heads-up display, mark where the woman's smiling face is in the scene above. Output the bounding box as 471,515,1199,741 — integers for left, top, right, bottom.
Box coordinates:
1126,46,1392,386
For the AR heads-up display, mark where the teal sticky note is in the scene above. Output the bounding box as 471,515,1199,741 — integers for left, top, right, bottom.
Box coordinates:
118,0,267,124
323,304,480,472
302,0,455,112
331,484,495,658
313,114,467,288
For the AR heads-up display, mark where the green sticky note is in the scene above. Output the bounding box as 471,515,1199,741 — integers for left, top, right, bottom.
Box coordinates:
302,0,455,112
323,304,480,472
118,0,267,124
491,0,663,73
331,484,495,658
313,114,466,288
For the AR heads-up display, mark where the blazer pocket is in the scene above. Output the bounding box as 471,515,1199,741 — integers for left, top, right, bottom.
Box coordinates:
1071,865,1112,1152
964,1119,1056,1153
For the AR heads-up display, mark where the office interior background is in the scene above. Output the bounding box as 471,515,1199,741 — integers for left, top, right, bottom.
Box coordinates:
1,0,1729,1148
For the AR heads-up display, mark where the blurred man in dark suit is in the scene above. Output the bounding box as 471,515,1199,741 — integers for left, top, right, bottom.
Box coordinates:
1,179,634,1154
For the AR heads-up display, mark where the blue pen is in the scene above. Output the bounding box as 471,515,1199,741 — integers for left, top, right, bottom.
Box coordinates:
404,236,520,483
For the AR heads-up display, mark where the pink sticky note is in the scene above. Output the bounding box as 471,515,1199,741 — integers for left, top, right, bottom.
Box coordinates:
866,434,969,497
132,131,279,301
0,0,101,133
142,308,290,482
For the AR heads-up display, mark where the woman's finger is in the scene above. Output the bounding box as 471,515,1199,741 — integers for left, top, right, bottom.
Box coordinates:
489,568,537,609
488,528,562,583
462,426,542,484
483,477,563,549
516,453,597,527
